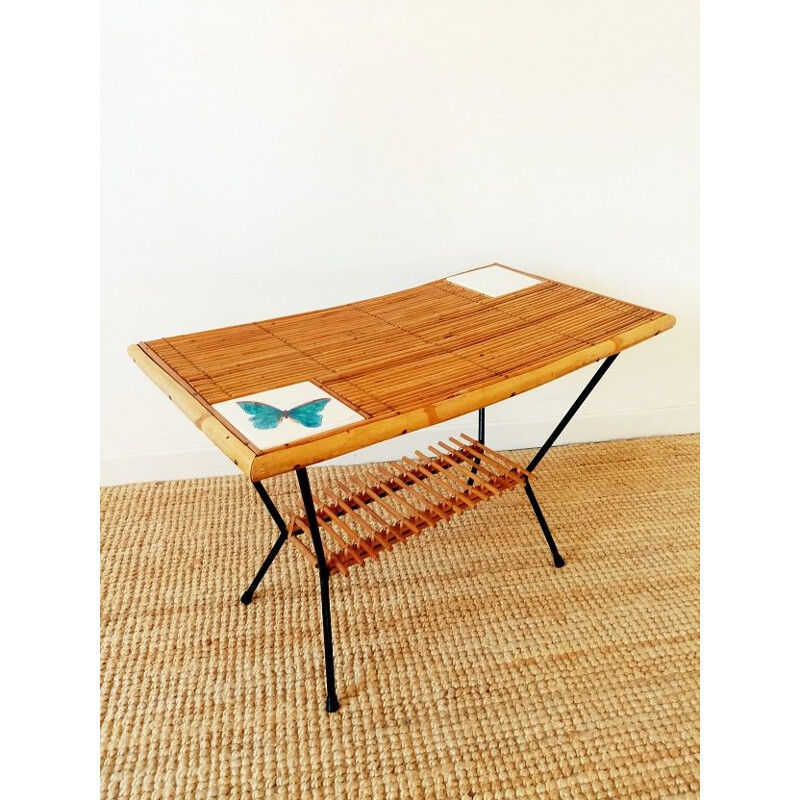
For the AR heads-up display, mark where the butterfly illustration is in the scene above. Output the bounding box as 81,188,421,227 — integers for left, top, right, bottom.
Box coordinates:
236,398,331,430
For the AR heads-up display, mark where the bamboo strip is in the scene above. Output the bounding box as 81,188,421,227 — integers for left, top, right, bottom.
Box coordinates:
311,512,360,564
350,475,420,536
403,456,477,508
414,451,489,502
366,471,436,527
436,440,517,490
288,534,318,567
394,460,462,515
425,445,503,496
458,435,536,480
393,480,450,521
318,489,379,559
293,518,349,576
127,344,258,470
291,518,331,560
448,438,527,487
334,485,394,551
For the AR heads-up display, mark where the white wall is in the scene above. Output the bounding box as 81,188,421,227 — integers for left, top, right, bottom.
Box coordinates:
101,0,699,486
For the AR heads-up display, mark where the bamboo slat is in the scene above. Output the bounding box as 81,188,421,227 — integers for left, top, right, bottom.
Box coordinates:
449,439,526,488
426,445,503,496
318,489,379,560
416,448,491,500
459,434,537,481
394,461,462,515
406,456,478,508
334,488,395,552
130,264,675,479
435,440,517,490
365,470,439,526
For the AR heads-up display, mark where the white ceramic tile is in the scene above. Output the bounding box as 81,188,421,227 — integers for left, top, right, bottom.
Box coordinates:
446,265,542,297
213,381,364,450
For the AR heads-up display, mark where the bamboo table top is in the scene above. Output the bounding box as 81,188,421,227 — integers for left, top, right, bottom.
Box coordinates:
129,264,675,481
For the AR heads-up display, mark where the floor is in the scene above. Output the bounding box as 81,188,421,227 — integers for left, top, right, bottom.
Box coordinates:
101,434,699,799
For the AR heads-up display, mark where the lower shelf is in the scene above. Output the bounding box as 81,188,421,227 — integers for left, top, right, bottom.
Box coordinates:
285,433,534,577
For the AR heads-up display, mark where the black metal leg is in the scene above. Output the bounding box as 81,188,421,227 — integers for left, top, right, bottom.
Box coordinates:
236,356,619,711
523,478,565,568
523,355,618,565
527,355,618,472
241,529,287,604
241,480,290,604
467,407,485,487
296,467,339,713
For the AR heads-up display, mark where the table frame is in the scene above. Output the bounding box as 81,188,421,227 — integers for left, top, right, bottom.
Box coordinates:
240,354,618,712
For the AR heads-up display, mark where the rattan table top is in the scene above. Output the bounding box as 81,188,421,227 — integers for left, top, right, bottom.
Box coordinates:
129,264,675,480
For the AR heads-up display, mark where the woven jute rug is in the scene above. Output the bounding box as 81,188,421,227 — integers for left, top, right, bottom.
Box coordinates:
100,434,699,799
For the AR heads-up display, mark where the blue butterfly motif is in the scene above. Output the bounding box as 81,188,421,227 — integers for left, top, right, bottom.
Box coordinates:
237,398,331,430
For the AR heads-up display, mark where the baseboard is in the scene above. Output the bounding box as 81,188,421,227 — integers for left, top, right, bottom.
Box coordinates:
101,404,699,486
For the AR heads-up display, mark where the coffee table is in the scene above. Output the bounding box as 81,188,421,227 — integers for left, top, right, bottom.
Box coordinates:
129,263,675,712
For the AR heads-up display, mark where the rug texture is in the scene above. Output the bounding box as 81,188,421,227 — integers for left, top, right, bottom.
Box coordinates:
100,434,699,799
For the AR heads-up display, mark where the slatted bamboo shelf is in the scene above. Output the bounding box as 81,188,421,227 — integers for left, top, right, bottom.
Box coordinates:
283,434,533,577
